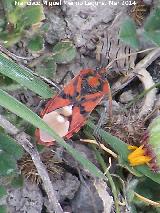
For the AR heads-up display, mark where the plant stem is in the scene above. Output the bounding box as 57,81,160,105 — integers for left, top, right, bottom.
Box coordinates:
92,145,120,213
0,114,64,213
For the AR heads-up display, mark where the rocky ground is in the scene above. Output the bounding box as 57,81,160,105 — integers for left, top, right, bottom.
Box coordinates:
0,0,160,212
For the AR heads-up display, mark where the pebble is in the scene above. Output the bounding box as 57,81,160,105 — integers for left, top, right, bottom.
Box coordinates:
119,90,134,104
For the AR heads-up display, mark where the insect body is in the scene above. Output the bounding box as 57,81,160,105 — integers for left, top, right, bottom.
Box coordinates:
36,68,111,146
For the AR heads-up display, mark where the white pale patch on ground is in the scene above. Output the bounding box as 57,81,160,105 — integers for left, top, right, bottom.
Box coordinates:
40,105,73,142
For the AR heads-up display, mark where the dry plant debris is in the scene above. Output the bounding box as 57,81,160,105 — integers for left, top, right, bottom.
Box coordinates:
129,0,150,25
0,1,160,213
18,150,64,184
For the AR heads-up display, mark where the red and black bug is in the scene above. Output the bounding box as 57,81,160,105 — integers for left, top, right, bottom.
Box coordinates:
36,67,111,146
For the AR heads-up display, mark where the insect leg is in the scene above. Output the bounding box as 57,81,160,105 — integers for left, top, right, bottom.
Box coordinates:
93,101,108,137
58,70,74,85
93,91,112,138
39,77,61,92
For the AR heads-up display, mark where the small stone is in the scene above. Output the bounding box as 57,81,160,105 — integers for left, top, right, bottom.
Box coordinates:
0,181,43,213
119,90,134,104
86,40,96,50
143,0,153,5
71,179,113,213
78,11,88,19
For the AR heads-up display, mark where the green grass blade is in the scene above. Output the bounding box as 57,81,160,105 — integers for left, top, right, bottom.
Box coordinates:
0,54,54,98
87,121,130,161
87,121,160,184
0,89,105,179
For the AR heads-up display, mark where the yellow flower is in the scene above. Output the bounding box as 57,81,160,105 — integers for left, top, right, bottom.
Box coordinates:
128,145,152,166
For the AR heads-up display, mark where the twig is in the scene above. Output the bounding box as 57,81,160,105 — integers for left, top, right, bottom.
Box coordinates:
112,48,160,116
0,44,34,61
0,115,19,135
0,45,60,91
0,114,64,213
92,145,120,213
135,47,160,69
125,48,160,116
137,68,157,117
125,82,160,109
80,139,117,158
106,47,156,70
112,47,160,95
134,192,160,207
